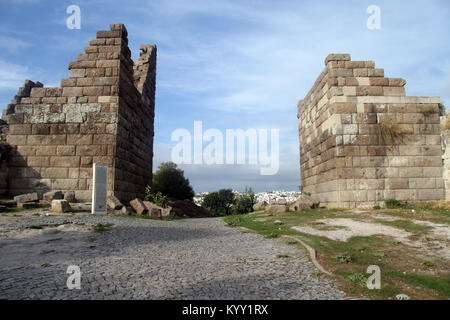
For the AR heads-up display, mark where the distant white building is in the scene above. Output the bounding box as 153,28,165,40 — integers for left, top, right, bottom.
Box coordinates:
193,190,300,206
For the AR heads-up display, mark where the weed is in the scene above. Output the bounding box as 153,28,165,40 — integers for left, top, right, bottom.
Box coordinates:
385,199,407,209
346,272,368,288
276,254,289,259
265,232,279,239
421,105,436,117
334,253,352,264
423,261,435,267
226,216,244,227
93,223,113,233
377,122,407,145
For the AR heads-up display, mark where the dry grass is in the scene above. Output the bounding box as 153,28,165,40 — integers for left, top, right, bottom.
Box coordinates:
442,119,450,131
421,105,436,117
377,122,408,145
416,201,450,210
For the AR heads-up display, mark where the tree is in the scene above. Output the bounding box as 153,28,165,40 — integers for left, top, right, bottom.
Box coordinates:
202,189,235,215
151,162,195,200
232,187,256,214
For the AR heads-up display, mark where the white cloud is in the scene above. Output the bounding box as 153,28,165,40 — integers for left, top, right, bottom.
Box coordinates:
0,59,31,90
0,36,31,52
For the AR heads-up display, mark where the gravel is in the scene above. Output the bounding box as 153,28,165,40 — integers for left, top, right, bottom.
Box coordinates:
0,212,345,300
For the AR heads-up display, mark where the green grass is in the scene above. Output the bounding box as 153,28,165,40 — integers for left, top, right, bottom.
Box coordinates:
377,219,432,234
93,223,113,233
423,260,435,267
223,207,450,300
1,204,50,214
386,271,450,297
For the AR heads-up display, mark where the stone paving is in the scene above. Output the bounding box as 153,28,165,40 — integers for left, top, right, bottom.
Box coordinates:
0,211,345,299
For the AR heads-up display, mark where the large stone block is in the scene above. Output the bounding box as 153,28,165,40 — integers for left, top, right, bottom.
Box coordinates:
14,192,39,203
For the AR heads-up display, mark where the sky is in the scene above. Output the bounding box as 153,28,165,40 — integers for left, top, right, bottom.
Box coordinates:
0,0,449,193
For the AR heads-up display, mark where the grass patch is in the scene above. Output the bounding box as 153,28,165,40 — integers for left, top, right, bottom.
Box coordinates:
93,223,113,233
385,199,408,209
334,253,353,264
3,204,50,214
378,219,431,234
386,271,450,297
423,261,435,267
276,254,289,259
223,207,450,299
346,272,368,288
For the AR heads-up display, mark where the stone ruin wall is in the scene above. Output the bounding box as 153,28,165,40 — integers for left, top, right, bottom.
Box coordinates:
298,53,444,208
441,114,450,200
1,24,156,202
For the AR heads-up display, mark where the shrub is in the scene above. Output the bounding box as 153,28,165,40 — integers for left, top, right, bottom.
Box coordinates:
335,253,353,264
346,272,368,287
377,122,407,145
151,162,195,200
202,189,235,215
385,199,407,208
439,103,446,116
232,187,256,214
423,260,435,267
144,186,168,208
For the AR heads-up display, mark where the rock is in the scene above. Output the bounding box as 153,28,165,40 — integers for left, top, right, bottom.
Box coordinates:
107,195,123,210
39,228,61,235
130,198,148,215
64,191,76,203
277,198,287,205
169,199,214,218
43,191,63,201
150,208,162,219
0,199,16,207
265,204,288,214
253,201,267,211
289,194,316,212
14,192,39,204
17,202,40,209
161,207,172,217
51,199,72,213
0,205,7,212
121,206,131,215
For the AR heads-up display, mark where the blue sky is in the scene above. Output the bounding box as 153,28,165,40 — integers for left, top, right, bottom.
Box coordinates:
0,0,449,193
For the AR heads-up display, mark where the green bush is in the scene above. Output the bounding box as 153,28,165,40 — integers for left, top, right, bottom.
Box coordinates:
202,189,235,215
334,253,352,264
151,162,195,200
346,272,368,287
385,199,407,208
232,187,256,214
144,186,169,208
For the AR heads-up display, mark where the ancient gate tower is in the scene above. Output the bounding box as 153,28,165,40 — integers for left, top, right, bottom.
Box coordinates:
1,24,156,202
298,54,444,208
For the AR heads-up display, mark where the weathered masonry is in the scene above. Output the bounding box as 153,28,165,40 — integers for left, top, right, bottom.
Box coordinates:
298,53,444,208
1,24,156,202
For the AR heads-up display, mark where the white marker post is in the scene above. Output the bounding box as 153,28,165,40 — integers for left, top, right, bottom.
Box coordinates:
91,163,107,214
